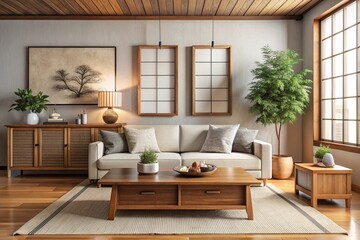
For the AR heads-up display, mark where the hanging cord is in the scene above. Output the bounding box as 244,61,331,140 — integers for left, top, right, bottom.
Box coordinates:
211,0,215,47
159,16,162,48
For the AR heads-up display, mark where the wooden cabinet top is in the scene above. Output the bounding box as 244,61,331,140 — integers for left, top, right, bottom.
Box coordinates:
5,123,126,128
295,163,352,173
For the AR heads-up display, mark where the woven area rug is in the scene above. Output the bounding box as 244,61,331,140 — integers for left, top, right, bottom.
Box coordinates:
14,180,346,235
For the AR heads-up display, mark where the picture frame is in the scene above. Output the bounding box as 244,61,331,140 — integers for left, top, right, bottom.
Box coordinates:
138,45,178,116
192,45,232,115
28,46,116,105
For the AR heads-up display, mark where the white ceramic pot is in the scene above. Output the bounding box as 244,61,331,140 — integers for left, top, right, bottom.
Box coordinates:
25,111,39,125
137,162,159,174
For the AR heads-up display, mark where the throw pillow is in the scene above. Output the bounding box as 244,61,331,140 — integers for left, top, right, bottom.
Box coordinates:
124,127,161,153
232,128,259,154
100,130,129,155
200,124,240,153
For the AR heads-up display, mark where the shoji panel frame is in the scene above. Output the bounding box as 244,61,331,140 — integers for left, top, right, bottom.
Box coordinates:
192,45,232,115
138,45,178,116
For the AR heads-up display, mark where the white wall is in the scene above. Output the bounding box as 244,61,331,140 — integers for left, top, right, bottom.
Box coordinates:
0,19,302,167
302,0,360,186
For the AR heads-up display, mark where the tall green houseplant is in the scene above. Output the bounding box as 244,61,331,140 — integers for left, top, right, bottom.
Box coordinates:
246,46,312,157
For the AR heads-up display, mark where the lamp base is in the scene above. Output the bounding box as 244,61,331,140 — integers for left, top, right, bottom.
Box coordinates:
103,108,118,124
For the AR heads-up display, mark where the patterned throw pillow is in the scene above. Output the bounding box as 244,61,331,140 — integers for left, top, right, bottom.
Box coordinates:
200,124,240,154
100,130,129,155
124,127,161,153
232,128,259,154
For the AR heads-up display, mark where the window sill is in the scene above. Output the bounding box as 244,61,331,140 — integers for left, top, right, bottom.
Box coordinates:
314,140,360,154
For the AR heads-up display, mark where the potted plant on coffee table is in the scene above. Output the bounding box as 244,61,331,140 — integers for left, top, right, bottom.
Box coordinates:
246,45,312,179
137,149,159,174
9,88,49,125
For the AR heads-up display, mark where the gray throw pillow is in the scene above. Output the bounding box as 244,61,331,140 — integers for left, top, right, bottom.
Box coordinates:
124,127,161,153
100,130,129,155
200,124,240,154
232,128,259,154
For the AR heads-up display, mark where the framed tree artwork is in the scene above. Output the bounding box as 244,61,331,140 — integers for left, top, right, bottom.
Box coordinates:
138,45,178,116
28,46,116,105
192,45,232,115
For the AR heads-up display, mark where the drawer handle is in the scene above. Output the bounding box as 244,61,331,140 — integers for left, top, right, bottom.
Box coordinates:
205,190,221,194
34,144,39,147
140,191,155,195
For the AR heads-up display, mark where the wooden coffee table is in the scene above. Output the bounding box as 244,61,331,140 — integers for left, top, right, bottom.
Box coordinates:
98,167,261,220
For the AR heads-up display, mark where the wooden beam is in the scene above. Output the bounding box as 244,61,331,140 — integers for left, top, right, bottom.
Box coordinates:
245,0,271,16
142,0,153,15
259,0,287,16
187,0,196,15
0,14,299,20
237,0,254,16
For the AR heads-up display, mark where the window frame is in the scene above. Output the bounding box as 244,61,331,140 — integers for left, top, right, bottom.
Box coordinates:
314,0,360,153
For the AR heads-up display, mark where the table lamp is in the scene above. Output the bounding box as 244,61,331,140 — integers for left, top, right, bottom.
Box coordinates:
98,91,122,124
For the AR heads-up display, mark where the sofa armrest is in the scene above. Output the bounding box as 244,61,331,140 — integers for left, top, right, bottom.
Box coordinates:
88,141,104,180
253,139,272,179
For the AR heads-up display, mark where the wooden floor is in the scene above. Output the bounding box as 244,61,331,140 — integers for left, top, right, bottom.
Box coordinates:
0,171,359,240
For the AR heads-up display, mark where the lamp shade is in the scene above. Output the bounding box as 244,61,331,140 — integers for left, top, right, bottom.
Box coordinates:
98,91,122,108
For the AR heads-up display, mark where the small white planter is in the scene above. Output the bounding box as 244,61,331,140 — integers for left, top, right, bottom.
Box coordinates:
137,162,159,175
25,111,39,125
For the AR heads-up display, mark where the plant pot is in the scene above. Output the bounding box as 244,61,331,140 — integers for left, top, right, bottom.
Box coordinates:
137,162,159,175
272,155,293,179
25,111,39,125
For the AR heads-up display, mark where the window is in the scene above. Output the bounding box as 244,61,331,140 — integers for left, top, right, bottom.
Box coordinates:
319,1,359,147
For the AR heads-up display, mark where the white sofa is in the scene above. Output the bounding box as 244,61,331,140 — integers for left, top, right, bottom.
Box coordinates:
88,125,272,184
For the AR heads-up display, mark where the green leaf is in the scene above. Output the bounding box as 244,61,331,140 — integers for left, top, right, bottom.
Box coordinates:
245,45,312,155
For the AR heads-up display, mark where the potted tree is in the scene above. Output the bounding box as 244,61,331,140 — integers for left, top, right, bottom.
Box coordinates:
9,88,49,125
137,149,159,174
246,46,312,179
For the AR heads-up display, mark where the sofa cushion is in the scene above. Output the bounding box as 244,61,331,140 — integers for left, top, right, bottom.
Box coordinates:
200,124,239,153
97,152,181,171
181,152,261,170
127,125,180,152
100,130,128,155
124,127,161,153
232,128,259,154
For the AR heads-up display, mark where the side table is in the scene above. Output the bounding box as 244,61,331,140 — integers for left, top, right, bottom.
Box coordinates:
294,163,352,208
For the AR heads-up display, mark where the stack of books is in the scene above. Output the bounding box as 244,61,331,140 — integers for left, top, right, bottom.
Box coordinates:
43,118,68,125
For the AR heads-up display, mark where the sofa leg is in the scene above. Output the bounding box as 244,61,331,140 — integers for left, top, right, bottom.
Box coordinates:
97,182,102,188
263,179,267,186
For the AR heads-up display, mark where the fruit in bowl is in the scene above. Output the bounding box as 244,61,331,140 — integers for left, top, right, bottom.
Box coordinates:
199,161,216,172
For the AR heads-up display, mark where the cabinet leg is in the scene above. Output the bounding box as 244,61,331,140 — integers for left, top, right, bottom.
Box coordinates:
7,169,11,178
346,199,351,208
295,189,299,195
311,197,317,208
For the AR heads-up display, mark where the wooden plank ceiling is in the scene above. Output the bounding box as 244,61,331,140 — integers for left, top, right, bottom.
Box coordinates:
0,0,323,20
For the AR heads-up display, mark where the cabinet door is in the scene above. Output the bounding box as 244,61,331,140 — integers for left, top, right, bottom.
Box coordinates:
68,128,91,167
39,128,66,167
10,128,37,167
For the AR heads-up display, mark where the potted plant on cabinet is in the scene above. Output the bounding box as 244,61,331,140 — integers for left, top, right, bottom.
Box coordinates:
9,88,49,125
137,149,159,174
246,45,312,179
314,144,331,163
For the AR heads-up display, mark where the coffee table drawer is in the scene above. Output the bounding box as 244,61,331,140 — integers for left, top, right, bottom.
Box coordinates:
117,185,177,205
181,185,246,205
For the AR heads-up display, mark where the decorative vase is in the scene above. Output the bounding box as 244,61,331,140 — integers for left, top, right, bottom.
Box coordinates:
25,111,39,125
137,162,159,175
272,155,293,179
322,153,335,167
